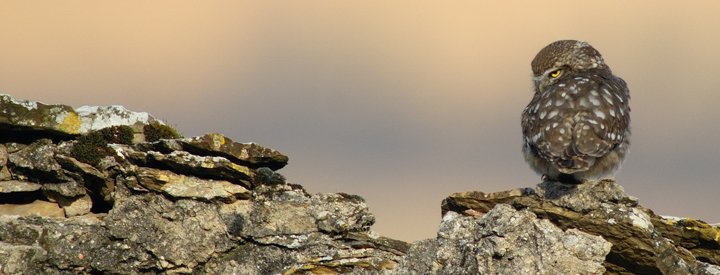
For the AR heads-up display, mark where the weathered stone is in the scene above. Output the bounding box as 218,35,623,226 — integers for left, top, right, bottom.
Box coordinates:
62,195,93,217
0,145,9,181
392,204,611,274
0,144,7,166
174,133,288,170
105,193,233,271
42,181,87,199
0,94,81,136
0,200,64,217
75,105,163,134
7,139,65,182
312,192,375,234
135,167,250,202
55,154,106,182
221,184,375,246
442,179,720,274
147,150,255,188
55,154,115,206
0,242,47,275
0,180,42,193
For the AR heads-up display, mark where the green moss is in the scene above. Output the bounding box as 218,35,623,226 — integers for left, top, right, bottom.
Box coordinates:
70,125,136,165
144,123,182,142
71,131,106,166
97,125,134,145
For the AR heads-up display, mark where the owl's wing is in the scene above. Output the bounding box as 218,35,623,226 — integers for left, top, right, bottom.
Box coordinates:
523,75,630,172
571,76,630,159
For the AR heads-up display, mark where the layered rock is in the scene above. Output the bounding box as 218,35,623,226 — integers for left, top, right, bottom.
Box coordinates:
0,95,405,274
0,94,718,274
442,180,720,274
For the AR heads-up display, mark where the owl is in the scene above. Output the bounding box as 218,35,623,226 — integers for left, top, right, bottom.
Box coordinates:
521,40,630,184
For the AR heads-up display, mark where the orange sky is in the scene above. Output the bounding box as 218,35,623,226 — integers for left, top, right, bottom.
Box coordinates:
2,1,720,241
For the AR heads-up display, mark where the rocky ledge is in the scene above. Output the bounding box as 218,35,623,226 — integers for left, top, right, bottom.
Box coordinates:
0,94,718,274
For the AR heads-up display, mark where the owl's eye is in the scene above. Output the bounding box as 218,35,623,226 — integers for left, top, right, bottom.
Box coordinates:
549,69,562,78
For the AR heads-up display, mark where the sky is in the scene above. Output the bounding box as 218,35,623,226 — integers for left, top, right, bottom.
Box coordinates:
1,1,719,242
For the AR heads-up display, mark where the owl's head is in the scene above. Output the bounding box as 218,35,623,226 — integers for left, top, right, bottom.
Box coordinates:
531,40,610,92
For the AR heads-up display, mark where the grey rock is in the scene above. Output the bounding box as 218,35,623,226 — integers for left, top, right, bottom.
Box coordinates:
393,204,610,275
172,133,289,170
105,194,233,271
0,95,165,143
0,144,7,166
146,150,255,188
7,139,65,182
443,179,720,274
0,180,42,193
0,200,64,217
135,167,250,202
221,184,375,244
41,181,87,199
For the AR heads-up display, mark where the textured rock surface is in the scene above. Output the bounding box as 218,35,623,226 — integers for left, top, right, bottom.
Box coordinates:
443,179,720,274
1,94,718,274
392,204,611,274
0,94,163,139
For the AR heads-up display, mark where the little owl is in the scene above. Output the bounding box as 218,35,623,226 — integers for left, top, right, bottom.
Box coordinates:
521,40,630,184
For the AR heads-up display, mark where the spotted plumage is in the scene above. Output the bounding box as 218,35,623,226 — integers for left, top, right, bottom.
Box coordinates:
522,40,630,184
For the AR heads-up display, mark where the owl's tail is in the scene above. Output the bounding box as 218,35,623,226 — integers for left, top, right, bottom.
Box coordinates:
557,156,593,174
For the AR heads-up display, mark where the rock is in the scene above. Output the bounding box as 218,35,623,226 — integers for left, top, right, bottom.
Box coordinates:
221,184,375,245
135,167,250,202
442,179,720,274
7,139,66,182
0,200,64,217
392,204,611,274
146,150,255,188
62,195,93,217
105,193,233,271
0,144,7,166
42,181,87,199
0,180,42,193
0,94,80,138
75,105,162,134
0,94,164,139
171,133,289,170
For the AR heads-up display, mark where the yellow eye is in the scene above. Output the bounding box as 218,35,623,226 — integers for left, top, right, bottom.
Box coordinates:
549,69,562,78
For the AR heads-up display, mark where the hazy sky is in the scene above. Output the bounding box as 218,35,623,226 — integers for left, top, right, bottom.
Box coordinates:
2,1,719,241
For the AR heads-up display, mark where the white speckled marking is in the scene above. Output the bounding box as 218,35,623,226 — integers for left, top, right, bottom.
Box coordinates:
594,110,606,119
615,93,624,103
579,98,590,107
547,110,559,119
